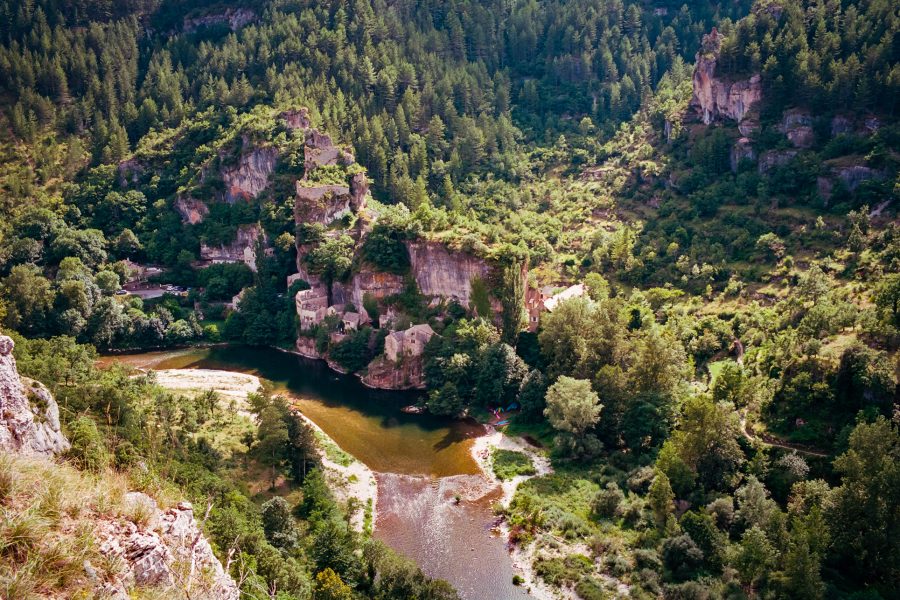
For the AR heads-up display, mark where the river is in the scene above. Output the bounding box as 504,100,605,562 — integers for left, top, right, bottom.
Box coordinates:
101,346,529,600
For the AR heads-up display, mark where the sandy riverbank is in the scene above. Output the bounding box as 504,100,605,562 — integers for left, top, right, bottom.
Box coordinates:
470,428,559,600
152,368,378,533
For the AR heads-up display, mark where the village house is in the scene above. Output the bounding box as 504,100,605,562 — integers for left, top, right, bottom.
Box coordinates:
526,283,587,331
341,312,361,332
384,324,435,362
296,288,329,330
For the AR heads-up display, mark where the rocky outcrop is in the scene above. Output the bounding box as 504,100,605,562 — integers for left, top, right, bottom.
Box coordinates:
96,494,239,600
690,28,761,125
0,335,69,456
731,138,755,172
835,165,885,191
182,8,255,33
780,109,815,148
361,355,426,390
758,149,798,174
221,144,278,203
295,337,322,359
280,108,311,131
175,196,210,224
406,241,496,307
200,223,266,271
295,184,357,225
304,130,354,173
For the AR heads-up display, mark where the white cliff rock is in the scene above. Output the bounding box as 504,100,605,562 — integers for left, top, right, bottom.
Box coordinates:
0,335,69,456
97,497,239,600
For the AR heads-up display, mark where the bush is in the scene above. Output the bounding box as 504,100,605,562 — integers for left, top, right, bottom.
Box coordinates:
66,416,109,472
492,449,536,481
591,482,625,520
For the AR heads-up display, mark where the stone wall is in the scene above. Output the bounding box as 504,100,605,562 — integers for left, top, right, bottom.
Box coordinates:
200,223,265,271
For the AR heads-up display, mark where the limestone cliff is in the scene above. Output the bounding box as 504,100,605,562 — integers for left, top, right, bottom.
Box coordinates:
96,494,239,600
221,144,279,203
175,196,210,225
344,266,405,316
689,28,761,125
361,355,426,390
406,241,496,307
200,223,266,272
0,335,69,456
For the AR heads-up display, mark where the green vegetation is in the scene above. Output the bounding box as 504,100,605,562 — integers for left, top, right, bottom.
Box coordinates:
0,0,898,597
491,449,536,481
2,334,457,599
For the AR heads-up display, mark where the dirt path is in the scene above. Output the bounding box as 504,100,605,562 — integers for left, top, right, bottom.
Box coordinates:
740,414,830,458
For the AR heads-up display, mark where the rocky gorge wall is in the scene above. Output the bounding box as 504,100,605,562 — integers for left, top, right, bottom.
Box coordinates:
406,241,496,308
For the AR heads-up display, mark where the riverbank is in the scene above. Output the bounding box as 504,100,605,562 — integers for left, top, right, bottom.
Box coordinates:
152,368,378,534
470,427,558,600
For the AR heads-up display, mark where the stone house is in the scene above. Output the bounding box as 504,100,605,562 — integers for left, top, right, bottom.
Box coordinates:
384,324,436,362
296,288,329,330
525,283,586,331
341,312,361,332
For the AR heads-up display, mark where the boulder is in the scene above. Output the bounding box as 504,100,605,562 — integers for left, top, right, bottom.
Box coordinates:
0,335,70,456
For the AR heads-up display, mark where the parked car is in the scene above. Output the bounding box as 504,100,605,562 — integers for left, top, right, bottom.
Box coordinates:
114,289,129,296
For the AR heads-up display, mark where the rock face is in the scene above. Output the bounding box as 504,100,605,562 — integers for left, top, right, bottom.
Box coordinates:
280,108,311,130
690,28,761,125
361,355,427,390
221,144,278,203
731,137,756,172
344,267,405,316
200,223,266,271
175,196,210,224
835,165,885,191
304,130,354,173
758,149,798,174
780,109,815,148
295,183,357,225
406,241,495,307
0,335,69,456
182,8,255,33
96,495,239,600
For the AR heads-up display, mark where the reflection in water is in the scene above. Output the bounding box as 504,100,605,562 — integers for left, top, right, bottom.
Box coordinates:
102,346,525,599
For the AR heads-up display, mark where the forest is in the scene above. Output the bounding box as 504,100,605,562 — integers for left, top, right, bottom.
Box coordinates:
0,0,898,598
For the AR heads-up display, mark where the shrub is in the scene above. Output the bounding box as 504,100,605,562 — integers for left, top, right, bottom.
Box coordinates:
66,417,109,473
492,449,536,481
